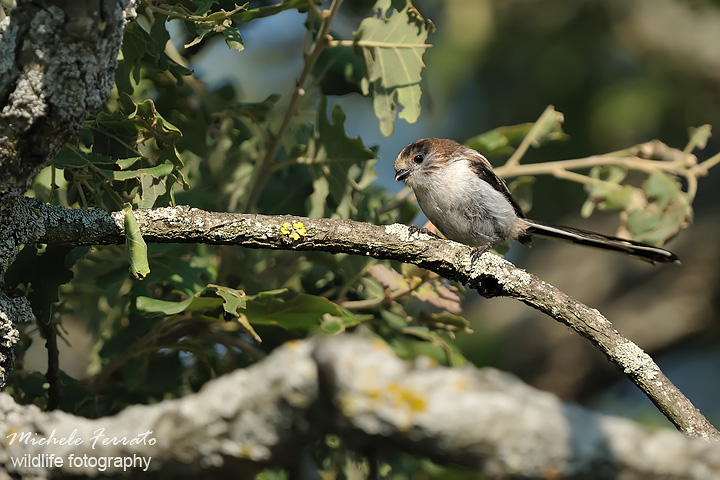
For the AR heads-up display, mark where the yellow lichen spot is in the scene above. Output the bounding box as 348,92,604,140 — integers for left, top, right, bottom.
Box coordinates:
293,221,306,236
6,426,19,439
453,377,469,390
365,389,382,402
386,381,427,412
280,221,307,241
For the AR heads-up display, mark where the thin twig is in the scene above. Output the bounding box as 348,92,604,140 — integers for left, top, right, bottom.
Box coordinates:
504,105,562,168
243,0,344,213
495,154,688,179
697,151,720,172
37,319,62,411
145,3,246,23
336,260,377,301
550,168,624,190
340,277,422,310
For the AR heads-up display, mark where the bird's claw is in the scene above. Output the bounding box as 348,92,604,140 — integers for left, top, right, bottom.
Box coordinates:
469,244,492,263
408,225,438,238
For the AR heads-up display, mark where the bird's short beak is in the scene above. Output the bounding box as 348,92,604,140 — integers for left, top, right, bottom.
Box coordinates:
395,169,410,182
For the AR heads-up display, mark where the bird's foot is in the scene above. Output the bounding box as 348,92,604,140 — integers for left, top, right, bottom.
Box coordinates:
408,225,438,238
469,244,492,263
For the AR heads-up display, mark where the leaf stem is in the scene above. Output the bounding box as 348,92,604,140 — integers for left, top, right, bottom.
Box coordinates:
550,168,623,190
340,276,423,310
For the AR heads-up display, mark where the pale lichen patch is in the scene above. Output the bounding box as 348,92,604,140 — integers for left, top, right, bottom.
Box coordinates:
384,223,434,242
614,342,659,380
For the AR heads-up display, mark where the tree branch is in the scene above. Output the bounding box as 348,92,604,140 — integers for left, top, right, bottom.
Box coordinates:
0,335,718,479
1,197,712,438
0,0,138,194
0,0,137,388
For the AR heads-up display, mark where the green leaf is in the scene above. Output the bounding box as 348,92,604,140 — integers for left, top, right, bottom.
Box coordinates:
416,311,472,334
465,120,567,159
305,98,377,218
193,0,218,15
465,129,513,156
643,171,680,211
526,105,566,149
119,22,193,94
391,328,466,366
626,172,693,245
97,162,174,181
354,0,433,136
138,175,175,209
136,284,246,317
67,95,189,208
123,204,150,279
52,150,114,168
222,22,244,52
136,295,222,315
244,294,362,333
130,98,182,140
686,124,712,152
116,157,143,170
313,43,366,95
581,166,631,216
207,284,247,315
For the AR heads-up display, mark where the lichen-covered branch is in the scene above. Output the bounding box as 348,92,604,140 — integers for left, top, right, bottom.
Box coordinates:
0,0,138,392
0,198,710,438
0,0,137,194
0,335,718,479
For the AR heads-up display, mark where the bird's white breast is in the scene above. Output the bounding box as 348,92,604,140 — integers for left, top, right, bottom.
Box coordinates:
409,159,519,246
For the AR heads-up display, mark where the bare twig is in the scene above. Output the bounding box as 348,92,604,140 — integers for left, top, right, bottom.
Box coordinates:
494,153,691,179
36,320,62,411
504,105,564,167
494,140,710,204
339,276,422,310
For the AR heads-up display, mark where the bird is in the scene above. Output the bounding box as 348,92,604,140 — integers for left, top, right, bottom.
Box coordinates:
393,138,679,264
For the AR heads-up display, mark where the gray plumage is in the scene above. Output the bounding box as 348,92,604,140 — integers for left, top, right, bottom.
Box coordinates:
394,138,679,264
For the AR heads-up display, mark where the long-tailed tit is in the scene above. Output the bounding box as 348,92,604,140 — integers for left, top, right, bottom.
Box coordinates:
394,138,679,263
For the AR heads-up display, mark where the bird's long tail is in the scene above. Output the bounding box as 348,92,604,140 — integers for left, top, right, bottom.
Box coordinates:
520,218,679,264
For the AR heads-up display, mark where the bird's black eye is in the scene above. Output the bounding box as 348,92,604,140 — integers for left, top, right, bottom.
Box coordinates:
412,154,424,164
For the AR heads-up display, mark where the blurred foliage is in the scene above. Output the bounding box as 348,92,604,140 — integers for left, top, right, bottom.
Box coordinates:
3,0,719,477
5,0,467,475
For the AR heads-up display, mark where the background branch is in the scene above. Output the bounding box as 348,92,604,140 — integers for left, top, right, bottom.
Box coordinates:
1,335,718,479
4,198,712,438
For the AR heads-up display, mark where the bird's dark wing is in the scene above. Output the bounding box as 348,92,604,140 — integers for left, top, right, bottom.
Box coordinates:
467,155,526,219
